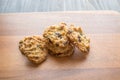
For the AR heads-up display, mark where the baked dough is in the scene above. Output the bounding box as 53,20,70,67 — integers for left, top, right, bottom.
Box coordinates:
43,23,74,57
19,36,47,64
67,25,90,53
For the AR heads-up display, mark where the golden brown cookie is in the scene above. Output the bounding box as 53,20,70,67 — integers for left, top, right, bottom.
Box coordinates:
67,25,90,53
19,36,47,64
43,23,74,57
48,45,74,57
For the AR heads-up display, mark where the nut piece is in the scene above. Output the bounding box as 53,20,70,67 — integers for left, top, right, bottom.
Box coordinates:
67,25,90,53
19,36,47,64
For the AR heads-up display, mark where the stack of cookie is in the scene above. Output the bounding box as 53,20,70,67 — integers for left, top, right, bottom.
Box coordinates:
43,23,74,57
19,23,90,64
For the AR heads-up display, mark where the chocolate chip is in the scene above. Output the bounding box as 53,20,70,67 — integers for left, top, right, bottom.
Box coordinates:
67,30,72,34
55,32,62,39
64,41,69,45
78,35,81,42
48,38,52,43
19,41,23,44
56,43,59,47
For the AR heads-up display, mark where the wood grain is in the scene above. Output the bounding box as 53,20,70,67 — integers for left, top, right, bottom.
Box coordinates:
0,11,120,80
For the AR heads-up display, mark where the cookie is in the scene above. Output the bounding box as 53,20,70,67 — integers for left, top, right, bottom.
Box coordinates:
19,36,47,64
27,51,47,64
67,25,90,53
46,40,73,54
48,45,74,57
43,23,74,56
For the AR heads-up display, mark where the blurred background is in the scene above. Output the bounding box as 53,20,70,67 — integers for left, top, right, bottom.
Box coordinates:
0,0,120,13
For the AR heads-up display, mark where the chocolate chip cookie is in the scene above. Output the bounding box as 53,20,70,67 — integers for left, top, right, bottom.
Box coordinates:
43,23,74,57
67,25,90,53
19,36,47,64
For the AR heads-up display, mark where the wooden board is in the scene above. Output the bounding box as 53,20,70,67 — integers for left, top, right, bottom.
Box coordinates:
0,11,120,80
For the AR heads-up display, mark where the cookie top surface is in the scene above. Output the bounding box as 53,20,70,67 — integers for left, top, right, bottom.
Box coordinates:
67,25,90,53
43,23,69,47
19,36,46,55
19,36,47,64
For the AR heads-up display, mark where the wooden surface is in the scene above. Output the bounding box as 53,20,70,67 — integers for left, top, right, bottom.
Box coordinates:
0,0,120,13
0,11,120,80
